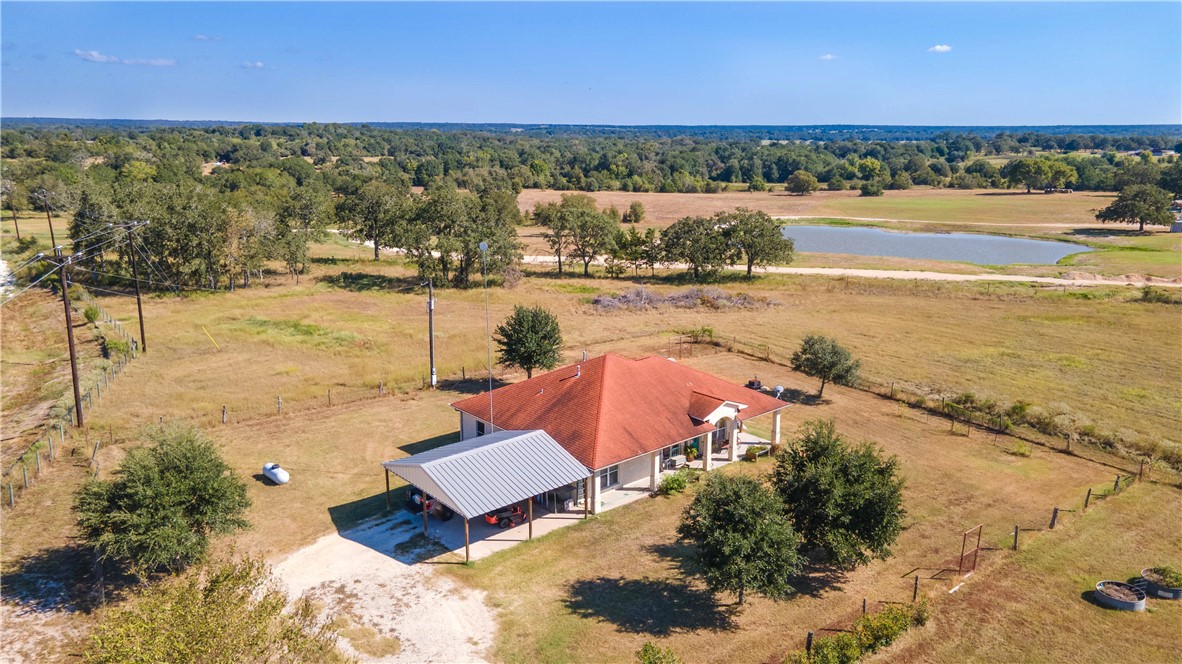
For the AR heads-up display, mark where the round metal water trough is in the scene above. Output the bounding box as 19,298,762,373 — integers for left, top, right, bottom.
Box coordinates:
1094,581,1146,611
1141,568,1182,600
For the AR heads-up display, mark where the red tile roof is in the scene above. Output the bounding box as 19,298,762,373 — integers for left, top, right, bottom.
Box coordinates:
451,354,788,469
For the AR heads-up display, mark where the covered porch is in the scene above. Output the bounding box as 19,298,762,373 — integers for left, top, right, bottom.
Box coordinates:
382,430,591,562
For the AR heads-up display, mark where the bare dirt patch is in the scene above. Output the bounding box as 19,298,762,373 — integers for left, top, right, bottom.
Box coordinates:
272,515,495,664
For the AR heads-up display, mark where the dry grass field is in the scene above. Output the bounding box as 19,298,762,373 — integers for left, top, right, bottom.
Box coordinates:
2,212,1180,662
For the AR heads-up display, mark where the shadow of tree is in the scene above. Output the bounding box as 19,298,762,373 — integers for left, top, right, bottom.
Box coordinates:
1066,227,1150,238
645,542,848,601
318,271,423,292
564,576,736,635
3,543,138,613
778,387,826,406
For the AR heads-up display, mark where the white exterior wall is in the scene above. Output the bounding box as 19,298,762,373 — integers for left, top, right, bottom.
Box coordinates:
458,412,502,440
616,455,650,486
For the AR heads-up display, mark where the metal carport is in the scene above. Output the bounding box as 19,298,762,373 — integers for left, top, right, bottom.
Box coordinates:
382,430,591,562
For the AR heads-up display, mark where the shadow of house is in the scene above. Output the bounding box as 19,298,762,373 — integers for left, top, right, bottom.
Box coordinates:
564,576,736,635
437,377,511,396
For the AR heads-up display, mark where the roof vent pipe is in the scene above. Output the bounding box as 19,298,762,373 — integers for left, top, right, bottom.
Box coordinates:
582,350,588,362
576,364,581,378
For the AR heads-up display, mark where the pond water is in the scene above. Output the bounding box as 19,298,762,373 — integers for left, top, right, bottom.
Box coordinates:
781,225,1090,265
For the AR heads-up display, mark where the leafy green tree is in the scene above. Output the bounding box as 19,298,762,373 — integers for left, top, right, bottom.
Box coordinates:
1002,158,1052,193
622,200,646,224
275,184,333,280
85,557,348,664
1115,162,1162,190
1160,160,1182,198
859,181,884,197
677,474,802,605
74,423,250,579
826,176,846,191
1095,184,1175,232
723,208,794,276
889,172,913,190
785,170,820,195
661,215,735,281
567,204,617,276
790,334,860,397
535,194,600,276
494,305,563,378
772,419,905,568
336,179,413,260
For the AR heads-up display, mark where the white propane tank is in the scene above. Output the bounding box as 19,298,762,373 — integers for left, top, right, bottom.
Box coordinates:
263,462,290,485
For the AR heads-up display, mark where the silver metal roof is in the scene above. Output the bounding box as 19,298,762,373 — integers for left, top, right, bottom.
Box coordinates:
382,430,591,519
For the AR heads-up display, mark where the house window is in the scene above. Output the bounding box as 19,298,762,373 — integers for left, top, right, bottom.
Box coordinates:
475,420,486,436
599,465,619,489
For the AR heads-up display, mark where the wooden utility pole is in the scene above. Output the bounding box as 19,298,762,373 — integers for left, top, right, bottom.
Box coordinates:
39,189,57,248
427,278,436,388
57,249,84,427
128,234,147,352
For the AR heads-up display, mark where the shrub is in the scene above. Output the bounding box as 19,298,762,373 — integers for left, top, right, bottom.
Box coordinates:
1138,285,1181,305
659,468,693,496
636,642,682,664
853,603,914,653
859,181,884,197
826,177,846,191
784,633,861,664
84,304,100,324
104,337,130,357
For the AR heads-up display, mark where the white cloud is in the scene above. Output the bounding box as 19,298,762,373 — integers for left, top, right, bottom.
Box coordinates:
193,34,222,42
241,61,266,69
123,58,177,67
75,48,176,66
74,49,120,63
928,44,953,54
819,54,838,61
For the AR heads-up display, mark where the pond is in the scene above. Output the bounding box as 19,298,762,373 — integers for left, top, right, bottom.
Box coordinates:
781,225,1090,265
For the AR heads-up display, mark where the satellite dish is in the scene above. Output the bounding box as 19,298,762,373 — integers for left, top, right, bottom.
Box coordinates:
774,385,785,399
479,241,488,252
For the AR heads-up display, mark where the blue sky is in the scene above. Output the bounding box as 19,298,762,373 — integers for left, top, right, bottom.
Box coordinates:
2,2,1179,125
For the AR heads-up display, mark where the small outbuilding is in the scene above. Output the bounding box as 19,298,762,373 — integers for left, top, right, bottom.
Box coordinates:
382,429,591,562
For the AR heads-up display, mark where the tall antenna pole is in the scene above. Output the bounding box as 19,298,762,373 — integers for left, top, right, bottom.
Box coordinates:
128,224,147,353
40,189,57,249
427,278,436,389
479,242,493,429
57,248,84,427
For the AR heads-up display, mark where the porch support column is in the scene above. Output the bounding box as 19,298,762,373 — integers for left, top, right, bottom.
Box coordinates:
703,434,713,472
590,471,601,515
772,410,782,445
583,478,590,519
728,424,739,462
650,452,661,491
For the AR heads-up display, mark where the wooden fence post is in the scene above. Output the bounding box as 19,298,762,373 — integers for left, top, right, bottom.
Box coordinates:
862,597,868,615
277,395,282,415
328,389,332,406
1050,507,1059,529
1113,475,1120,494
805,632,814,655
22,464,28,489
1084,488,1092,510
35,450,41,477
1013,525,1019,550
222,405,228,424
913,575,919,602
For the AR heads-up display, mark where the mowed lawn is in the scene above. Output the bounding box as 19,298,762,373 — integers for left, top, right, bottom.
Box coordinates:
440,353,1154,664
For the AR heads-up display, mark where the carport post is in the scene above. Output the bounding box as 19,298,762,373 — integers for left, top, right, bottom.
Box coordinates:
384,468,391,511
464,518,470,563
527,499,533,539
422,494,429,535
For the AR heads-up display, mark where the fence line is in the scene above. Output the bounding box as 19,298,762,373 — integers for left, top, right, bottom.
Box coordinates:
2,287,138,509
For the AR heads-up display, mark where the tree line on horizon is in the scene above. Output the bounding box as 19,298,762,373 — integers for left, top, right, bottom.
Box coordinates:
3,123,1181,292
